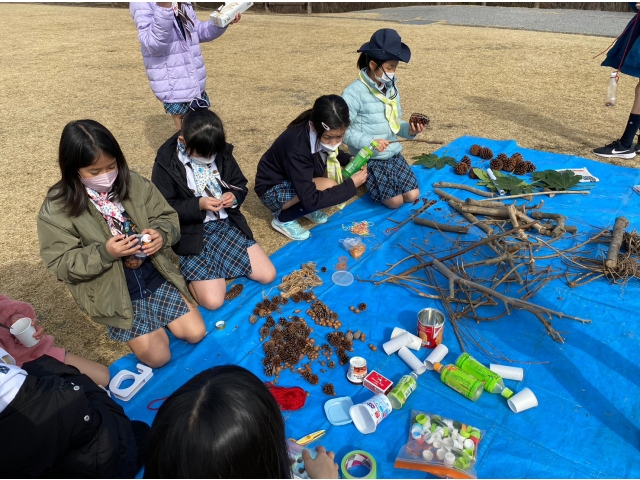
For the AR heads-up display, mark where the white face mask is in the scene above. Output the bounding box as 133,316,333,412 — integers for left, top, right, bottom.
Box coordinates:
320,142,341,153
190,153,216,165
375,68,395,84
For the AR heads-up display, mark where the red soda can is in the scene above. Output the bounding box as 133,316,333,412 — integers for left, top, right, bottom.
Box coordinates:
417,308,445,349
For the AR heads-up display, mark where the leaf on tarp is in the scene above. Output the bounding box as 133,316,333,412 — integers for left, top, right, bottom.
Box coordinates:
474,169,534,195
412,154,457,170
532,170,581,191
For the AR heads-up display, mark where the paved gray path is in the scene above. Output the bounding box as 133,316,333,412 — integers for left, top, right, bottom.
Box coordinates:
347,5,636,38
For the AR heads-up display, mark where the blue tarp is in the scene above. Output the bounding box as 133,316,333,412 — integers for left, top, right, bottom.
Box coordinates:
110,136,640,478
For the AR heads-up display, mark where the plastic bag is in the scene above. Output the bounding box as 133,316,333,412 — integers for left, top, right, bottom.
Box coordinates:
287,439,318,479
339,237,366,259
394,410,484,479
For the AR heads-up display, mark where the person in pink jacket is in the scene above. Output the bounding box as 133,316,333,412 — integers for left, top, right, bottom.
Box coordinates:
130,2,241,130
0,294,110,386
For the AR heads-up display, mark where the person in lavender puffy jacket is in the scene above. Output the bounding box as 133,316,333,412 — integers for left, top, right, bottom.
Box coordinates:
130,2,241,130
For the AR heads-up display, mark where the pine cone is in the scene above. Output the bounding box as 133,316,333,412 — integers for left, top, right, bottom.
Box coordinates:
480,147,494,160
502,157,517,172
454,162,470,175
513,162,528,175
460,156,472,166
409,113,430,126
524,161,537,173
489,158,503,171
511,153,524,165
358,303,367,311
224,284,243,301
469,168,479,179
470,144,482,156
322,383,336,396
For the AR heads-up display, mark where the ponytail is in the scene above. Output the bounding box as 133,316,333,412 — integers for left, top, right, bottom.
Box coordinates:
287,95,350,139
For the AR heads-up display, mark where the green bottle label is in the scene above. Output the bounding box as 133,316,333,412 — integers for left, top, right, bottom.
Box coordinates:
456,353,502,392
388,374,417,409
342,140,378,178
440,365,484,401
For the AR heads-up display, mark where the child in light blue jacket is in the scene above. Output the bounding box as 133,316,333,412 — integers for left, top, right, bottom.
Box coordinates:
342,29,424,209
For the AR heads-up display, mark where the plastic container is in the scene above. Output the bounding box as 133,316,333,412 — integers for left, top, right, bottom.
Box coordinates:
455,353,513,398
606,71,617,107
507,388,538,413
433,362,484,402
9,317,39,347
388,372,418,409
331,270,354,287
324,396,354,425
343,140,378,178
210,2,253,27
349,394,393,434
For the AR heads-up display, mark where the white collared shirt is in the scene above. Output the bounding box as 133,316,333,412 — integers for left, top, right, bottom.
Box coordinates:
0,348,26,414
309,123,328,161
178,148,228,222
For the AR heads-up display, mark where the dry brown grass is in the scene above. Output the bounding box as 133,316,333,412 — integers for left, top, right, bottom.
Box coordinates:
0,4,635,365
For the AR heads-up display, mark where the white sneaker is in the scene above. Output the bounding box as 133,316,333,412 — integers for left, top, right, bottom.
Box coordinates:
304,210,329,224
271,218,310,240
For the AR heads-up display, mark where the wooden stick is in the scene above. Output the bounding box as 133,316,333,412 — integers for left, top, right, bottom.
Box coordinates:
508,204,529,242
447,201,494,235
479,190,590,202
385,198,437,234
432,181,495,198
605,217,629,268
414,218,470,234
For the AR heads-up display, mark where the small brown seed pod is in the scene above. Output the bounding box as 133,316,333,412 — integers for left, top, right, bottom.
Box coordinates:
369,344,377,351
360,333,367,342
354,309,360,314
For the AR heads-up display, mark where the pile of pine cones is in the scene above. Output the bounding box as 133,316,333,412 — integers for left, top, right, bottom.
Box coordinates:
453,155,472,176
328,331,354,366
307,300,341,329
470,144,493,160
253,295,289,318
291,291,315,303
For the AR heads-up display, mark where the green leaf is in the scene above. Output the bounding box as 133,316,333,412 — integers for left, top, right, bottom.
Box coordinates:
412,153,439,166
532,169,581,191
412,154,457,170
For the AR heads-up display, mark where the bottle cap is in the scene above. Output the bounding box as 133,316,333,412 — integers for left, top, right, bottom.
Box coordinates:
444,452,455,466
501,387,514,399
433,362,443,372
371,140,379,148
415,413,429,425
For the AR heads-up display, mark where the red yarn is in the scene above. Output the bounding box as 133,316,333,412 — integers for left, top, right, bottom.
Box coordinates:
264,382,307,411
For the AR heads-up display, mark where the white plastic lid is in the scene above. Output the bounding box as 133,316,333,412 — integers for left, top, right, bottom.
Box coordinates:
610,72,618,77
444,452,455,466
332,270,354,287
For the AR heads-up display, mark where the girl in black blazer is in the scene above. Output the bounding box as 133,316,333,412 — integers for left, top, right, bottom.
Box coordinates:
152,109,275,310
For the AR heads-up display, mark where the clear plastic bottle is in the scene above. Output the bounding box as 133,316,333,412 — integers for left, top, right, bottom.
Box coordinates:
455,353,514,398
606,72,618,107
342,140,379,178
433,362,484,402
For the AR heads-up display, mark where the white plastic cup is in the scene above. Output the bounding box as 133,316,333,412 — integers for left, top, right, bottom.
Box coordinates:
349,394,393,434
507,387,538,413
390,327,422,350
398,347,427,375
490,363,524,381
383,332,414,355
10,318,39,348
424,343,449,370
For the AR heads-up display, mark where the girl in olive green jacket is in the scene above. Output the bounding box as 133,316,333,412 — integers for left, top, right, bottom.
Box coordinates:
37,120,205,368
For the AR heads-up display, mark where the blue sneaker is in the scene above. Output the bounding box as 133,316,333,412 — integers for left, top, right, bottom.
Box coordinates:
304,210,329,224
271,218,310,241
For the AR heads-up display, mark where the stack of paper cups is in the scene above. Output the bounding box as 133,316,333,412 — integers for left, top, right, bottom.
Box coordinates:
490,364,524,381
390,327,422,351
424,344,448,370
398,347,426,375
383,332,414,355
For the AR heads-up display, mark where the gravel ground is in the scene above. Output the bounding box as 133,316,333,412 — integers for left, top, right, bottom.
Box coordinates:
343,5,635,37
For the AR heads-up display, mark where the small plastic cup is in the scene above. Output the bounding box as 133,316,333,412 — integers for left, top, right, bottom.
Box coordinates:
10,318,39,347
507,387,538,413
424,343,449,370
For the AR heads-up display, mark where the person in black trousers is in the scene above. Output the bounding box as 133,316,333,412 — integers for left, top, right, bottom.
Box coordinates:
152,108,275,311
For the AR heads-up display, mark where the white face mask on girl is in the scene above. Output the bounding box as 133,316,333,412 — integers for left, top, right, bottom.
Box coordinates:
375,68,396,85
190,153,216,165
320,142,342,153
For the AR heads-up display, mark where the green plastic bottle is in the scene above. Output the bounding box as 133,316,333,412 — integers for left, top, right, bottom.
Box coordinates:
387,372,418,409
455,353,513,398
342,140,378,178
433,363,484,402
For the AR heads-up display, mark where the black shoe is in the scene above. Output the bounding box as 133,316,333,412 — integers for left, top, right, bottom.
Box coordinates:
593,140,636,159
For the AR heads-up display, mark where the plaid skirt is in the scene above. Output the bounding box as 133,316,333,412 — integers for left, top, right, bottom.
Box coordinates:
180,218,256,281
259,180,297,217
163,91,210,115
107,281,190,342
366,154,419,202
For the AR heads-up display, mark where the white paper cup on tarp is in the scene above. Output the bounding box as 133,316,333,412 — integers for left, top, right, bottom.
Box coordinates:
424,344,449,370
490,363,524,381
10,318,39,348
349,394,393,434
398,346,427,375
383,332,413,355
390,327,422,351
507,388,538,413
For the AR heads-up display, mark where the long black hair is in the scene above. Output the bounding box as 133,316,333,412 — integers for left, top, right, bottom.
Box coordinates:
50,120,130,217
144,365,292,479
181,109,226,158
287,95,350,142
